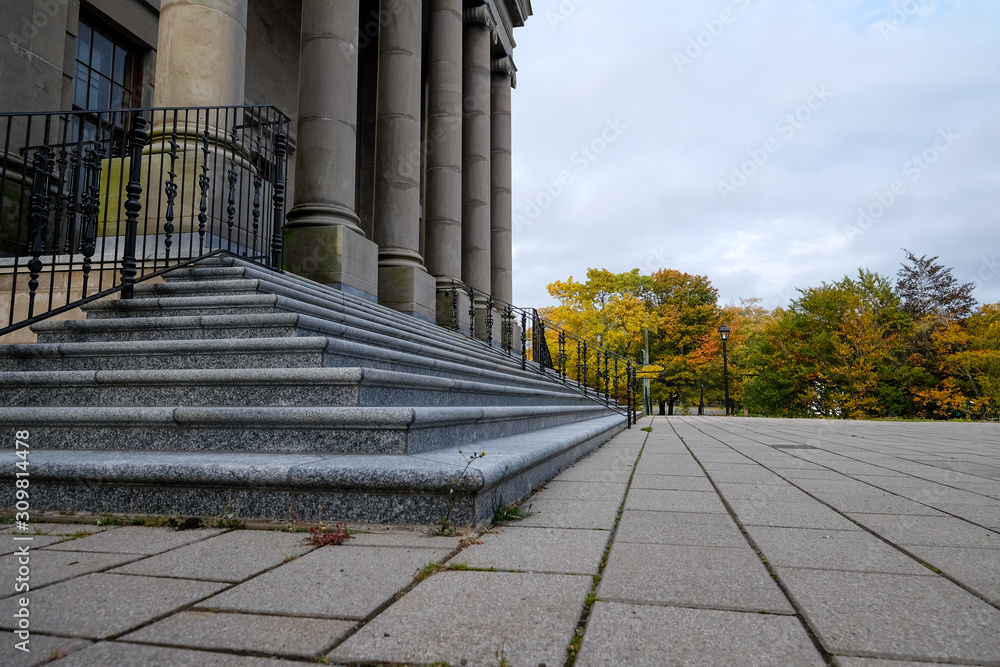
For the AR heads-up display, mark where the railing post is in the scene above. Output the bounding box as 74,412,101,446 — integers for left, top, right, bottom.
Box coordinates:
485,295,494,347
520,309,527,371
582,342,588,396
468,286,476,339
119,114,148,300
503,304,513,356
270,119,287,269
605,350,610,406
79,145,103,295
450,282,459,331
558,331,567,384
26,126,53,318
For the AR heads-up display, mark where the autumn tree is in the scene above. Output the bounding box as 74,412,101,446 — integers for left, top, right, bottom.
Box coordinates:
743,270,911,418
896,250,976,320
645,269,720,414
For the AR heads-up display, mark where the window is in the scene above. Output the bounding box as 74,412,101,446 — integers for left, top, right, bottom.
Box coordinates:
73,16,140,112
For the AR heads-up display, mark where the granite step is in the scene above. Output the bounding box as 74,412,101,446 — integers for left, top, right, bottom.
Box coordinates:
20,415,627,525
0,404,614,455
0,335,584,394
76,293,515,374
0,366,595,408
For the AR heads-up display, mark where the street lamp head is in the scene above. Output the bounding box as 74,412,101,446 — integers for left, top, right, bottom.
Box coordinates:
718,324,730,341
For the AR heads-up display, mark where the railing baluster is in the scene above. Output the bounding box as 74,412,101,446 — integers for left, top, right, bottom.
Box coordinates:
119,114,148,300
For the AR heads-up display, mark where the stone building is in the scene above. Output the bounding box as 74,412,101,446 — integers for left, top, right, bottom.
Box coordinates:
1,0,531,323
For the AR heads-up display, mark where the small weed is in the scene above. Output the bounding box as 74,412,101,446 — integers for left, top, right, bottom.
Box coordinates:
641,426,653,432
282,554,299,564
492,500,527,524
96,514,128,526
416,562,449,582
495,638,510,666
437,450,486,536
209,516,246,530
300,522,352,547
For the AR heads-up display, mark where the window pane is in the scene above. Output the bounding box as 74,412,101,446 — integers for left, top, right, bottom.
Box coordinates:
73,63,89,108
91,31,113,77
96,75,112,109
111,84,131,110
77,23,91,65
88,74,100,109
113,45,127,86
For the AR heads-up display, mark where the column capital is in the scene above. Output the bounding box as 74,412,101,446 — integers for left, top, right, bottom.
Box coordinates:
492,55,517,88
464,3,499,43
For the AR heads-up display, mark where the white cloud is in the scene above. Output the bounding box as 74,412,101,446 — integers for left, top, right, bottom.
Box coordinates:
510,0,1000,310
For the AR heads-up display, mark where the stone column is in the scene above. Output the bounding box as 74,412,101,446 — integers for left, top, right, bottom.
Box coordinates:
462,3,494,298
372,0,435,320
283,0,378,300
424,0,470,327
491,56,515,307
154,0,248,108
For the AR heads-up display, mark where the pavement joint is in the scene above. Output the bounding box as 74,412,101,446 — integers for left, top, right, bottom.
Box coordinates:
677,418,1000,615
668,418,838,667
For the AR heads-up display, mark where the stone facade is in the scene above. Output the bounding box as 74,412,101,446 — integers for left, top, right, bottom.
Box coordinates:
0,0,531,323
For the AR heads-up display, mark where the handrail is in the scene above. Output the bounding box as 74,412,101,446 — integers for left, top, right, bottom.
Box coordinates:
439,280,638,427
0,105,289,336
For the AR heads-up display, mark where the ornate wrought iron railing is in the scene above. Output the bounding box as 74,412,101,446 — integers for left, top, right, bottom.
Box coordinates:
440,280,639,427
0,105,289,336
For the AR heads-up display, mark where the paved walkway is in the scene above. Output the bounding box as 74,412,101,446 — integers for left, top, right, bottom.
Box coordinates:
3,416,1000,666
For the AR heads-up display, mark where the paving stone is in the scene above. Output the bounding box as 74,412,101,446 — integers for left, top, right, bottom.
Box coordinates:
714,482,812,503
549,465,633,483
514,497,620,530
201,544,450,619
109,529,313,582
535,480,628,501
935,502,1000,529
624,489,729,513
615,510,747,548
0,573,226,638
746,526,933,575
575,601,825,667
704,469,789,484
834,658,981,667
780,568,1000,663
120,611,354,659
730,500,861,530
630,474,715,491
905,545,1000,605
450,526,609,574
598,542,794,613
1,534,72,555
345,531,462,549
851,514,1000,549
43,526,224,555
329,571,590,665
814,492,946,516
0,635,90,666
49,641,290,666
0,549,143,597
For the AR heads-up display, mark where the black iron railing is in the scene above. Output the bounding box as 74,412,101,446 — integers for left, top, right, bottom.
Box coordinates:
0,105,289,335
440,280,638,427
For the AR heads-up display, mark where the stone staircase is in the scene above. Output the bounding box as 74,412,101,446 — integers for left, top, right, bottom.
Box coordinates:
0,256,627,525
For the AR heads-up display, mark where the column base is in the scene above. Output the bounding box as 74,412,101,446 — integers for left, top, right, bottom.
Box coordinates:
378,264,437,322
283,224,378,300
435,280,472,332
473,303,503,346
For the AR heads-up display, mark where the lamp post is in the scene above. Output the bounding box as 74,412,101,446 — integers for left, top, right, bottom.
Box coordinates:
719,324,730,416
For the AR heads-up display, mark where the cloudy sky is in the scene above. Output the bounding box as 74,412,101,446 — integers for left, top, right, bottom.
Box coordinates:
508,0,1000,311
